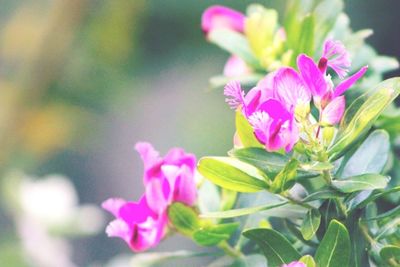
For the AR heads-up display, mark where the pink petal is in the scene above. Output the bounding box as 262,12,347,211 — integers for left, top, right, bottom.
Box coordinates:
174,165,197,206
322,39,351,78
119,196,156,224
105,219,131,241
135,142,163,184
273,67,310,109
224,80,245,109
333,66,368,97
320,96,346,125
282,261,306,267
164,148,196,171
201,5,245,35
223,55,252,77
145,179,169,214
102,198,126,217
297,54,328,99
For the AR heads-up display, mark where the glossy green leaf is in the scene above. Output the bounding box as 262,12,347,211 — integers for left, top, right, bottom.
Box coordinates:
168,202,200,236
270,159,298,193
353,186,400,210
301,209,321,240
200,201,288,219
380,245,400,265
193,223,239,246
208,28,260,68
243,228,300,267
315,220,351,267
328,78,400,160
299,255,316,267
197,157,268,193
235,110,264,148
302,189,346,202
332,174,390,193
340,130,390,178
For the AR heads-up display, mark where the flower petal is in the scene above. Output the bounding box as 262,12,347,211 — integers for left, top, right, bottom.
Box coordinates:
223,55,252,77
201,5,245,35
273,67,310,109
333,66,368,97
174,165,197,206
101,198,126,217
322,39,351,78
297,54,328,99
321,96,345,125
224,80,245,109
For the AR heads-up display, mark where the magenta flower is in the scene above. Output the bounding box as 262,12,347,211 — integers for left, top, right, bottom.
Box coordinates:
224,71,302,152
102,196,166,252
282,261,306,267
201,5,245,35
102,142,197,252
321,39,351,78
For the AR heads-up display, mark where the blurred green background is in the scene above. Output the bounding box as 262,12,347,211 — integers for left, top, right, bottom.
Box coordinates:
0,0,398,266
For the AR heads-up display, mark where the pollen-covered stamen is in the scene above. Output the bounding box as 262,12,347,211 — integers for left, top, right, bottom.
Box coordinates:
224,80,245,109
322,39,351,78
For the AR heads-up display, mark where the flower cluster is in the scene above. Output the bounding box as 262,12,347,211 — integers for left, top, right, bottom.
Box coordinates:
102,142,196,251
224,39,367,152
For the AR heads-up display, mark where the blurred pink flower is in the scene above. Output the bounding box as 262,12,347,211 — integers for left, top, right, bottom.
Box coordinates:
201,5,245,35
223,55,252,77
282,261,306,267
102,142,197,252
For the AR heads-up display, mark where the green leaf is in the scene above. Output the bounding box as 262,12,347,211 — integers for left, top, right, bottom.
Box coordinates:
200,201,288,219
193,223,239,246
364,205,400,221
328,78,400,160
296,14,315,57
352,186,400,210
220,189,237,211
315,220,351,267
168,202,200,236
208,28,260,68
197,157,268,193
301,209,321,240
235,110,264,148
299,255,316,267
302,189,346,202
243,228,301,267
270,159,298,193
332,174,390,193
380,245,400,265
230,147,318,178
340,130,390,178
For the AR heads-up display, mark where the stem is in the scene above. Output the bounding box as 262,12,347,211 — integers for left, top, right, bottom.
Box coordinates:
359,222,375,245
218,241,244,258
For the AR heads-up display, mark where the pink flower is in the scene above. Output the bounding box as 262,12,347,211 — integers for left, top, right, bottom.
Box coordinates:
224,71,303,152
282,261,306,267
223,55,252,77
297,40,368,125
102,196,166,252
201,5,245,35
102,142,197,252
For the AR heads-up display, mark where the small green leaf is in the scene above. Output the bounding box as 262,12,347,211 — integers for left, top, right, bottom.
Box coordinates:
220,189,237,211
235,110,264,148
208,28,260,68
332,174,390,193
168,202,200,236
200,201,288,219
302,189,346,202
315,220,351,267
243,228,301,267
301,209,321,240
193,223,239,246
270,159,299,193
380,245,400,265
197,157,269,193
299,255,316,267
328,78,400,160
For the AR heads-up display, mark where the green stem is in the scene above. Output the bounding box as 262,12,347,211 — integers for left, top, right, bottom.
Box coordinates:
219,240,244,258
